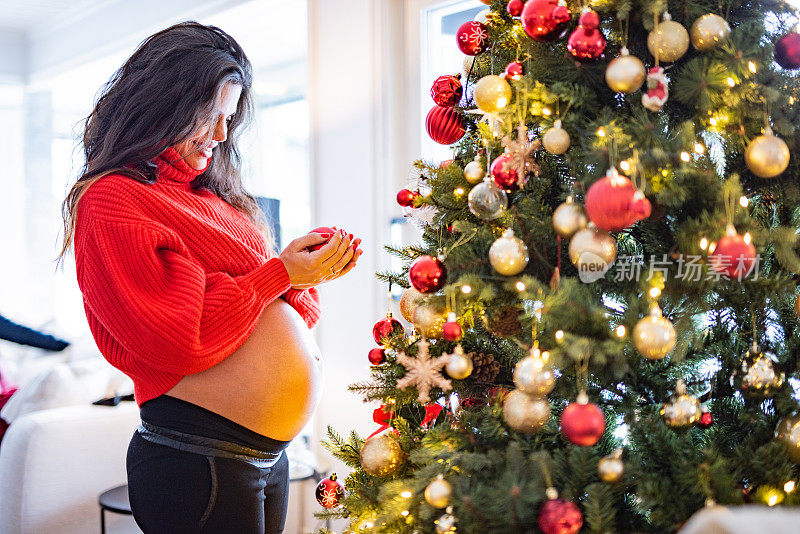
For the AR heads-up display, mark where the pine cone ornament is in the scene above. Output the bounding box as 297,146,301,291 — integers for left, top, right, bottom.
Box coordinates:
488,306,522,337
470,351,501,383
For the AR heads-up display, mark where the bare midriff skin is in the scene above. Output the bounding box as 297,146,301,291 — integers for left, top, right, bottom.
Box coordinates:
166,297,323,441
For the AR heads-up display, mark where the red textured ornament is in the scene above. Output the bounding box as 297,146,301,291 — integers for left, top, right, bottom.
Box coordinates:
397,189,418,207
709,225,757,279
521,0,571,42
456,21,490,55
775,32,800,69
315,473,344,508
431,75,463,107
585,168,651,232
409,255,447,293
507,0,525,17
368,347,386,365
426,105,465,145
372,315,403,345
567,9,606,61
697,410,713,429
442,320,463,341
490,152,523,192
308,226,336,251
538,498,583,534
560,395,605,446
504,61,524,81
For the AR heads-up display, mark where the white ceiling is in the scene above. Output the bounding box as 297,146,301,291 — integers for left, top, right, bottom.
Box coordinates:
0,0,112,32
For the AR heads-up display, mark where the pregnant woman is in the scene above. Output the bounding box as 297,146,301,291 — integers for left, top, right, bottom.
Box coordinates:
58,22,361,533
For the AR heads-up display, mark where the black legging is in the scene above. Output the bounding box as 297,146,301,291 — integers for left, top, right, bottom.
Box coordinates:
127,395,291,533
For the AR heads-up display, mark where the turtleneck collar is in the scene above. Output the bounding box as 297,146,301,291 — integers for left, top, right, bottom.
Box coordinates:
154,146,209,184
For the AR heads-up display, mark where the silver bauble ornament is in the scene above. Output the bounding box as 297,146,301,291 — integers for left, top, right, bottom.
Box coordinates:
503,390,551,434
661,380,701,428
647,13,689,63
745,126,790,178
606,47,646,93
542,119,570,155
633,304,676,359
568,224,617,282
464,159,486,184
445,344,473,379
399,287,425,323
489,228,529,276
775,414,800,463
553,196,588,238
359,433,404,476
740,342,784,398
598,449,625,483
468,178,508,220
513,346,555,395
424,474,452,508
690,14,731,51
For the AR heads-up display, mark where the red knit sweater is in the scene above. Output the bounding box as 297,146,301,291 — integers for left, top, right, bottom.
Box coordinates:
74,147,321,405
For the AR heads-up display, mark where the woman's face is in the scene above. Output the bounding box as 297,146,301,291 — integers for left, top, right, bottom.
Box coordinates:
174,81,243,170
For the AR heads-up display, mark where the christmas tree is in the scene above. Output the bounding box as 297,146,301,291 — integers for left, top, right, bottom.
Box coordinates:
318,0,800,532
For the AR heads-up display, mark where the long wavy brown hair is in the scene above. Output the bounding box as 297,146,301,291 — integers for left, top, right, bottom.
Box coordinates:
59,21,270,261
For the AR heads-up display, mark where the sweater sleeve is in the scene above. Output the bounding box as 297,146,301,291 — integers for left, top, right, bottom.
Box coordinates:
282,287,321,329
75,210,292,376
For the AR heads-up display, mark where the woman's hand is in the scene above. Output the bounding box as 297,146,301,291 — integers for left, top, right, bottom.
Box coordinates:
279,229,363,290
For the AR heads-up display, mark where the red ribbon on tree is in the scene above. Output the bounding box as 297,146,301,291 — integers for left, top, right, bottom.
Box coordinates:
368,403,443,438
421,403,444,427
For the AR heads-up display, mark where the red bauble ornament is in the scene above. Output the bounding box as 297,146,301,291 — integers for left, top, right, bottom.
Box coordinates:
521,0,571,42
709,225,757,279
775,32,800,69
697,410,713,429
538,498,583,534
490,152,523,192
560,394,605,446
372,315,403,345
585,168,651,232
431,75,463,107
426,106,465,145
368,347,386,365
308,226,336,251
504,61,524,81
567,9,606,61
507,0,525,17
409,255,447,293
315,473,345,508
456,21,490,55
442,320,462,341
397,189,418,207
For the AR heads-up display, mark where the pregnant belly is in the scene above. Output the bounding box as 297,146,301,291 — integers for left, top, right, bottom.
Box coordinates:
166,298,323,441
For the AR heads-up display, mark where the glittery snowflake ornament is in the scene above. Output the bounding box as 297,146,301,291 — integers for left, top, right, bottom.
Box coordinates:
503,123,541,188
396,338,452,403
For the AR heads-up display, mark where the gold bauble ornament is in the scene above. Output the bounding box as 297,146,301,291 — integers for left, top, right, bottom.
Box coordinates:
413,302,447,338
464,159,486,184
740,342,784,398
690,14,731,52
647,13,690,63
605,47,646,93
661,380,701,428
513,345,555,396
542,119,570,155
360,433,404,476
745,126,790,178
424,474,452,508
598,449,625,483
633,304,677,359
552,196,588,238
468,178,508,220
568,224,617,282
399,287,425,323
474,75,512,113
775,414,800,463
445,344,473,379
503,390,551,434
435,507,458,533
489,228,529,276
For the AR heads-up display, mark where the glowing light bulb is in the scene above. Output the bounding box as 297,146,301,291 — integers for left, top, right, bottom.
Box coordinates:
649,287,661,298
555,330,564,341
709,117,717,126
619,160,631,173
727,77,736,87
400,510,410,517
461,285,472,294
616,325,626,337
680,151,691,162
739,196,749,208
597,127,606,137
401,490,412,498
694,143,705,154
748,61,757,73
541,350,550,362
785,481,796,493
454,187,465,195
743,232,751,245
767,493,779,506
542,107,552,116
516,281,526,291
699,237,708,250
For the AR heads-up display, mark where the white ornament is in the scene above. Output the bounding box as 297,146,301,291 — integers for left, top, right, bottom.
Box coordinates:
396,338,453,403
489,228,529,275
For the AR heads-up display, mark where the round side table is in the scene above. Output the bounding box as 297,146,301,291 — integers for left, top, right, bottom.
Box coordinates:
98,484,132,534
